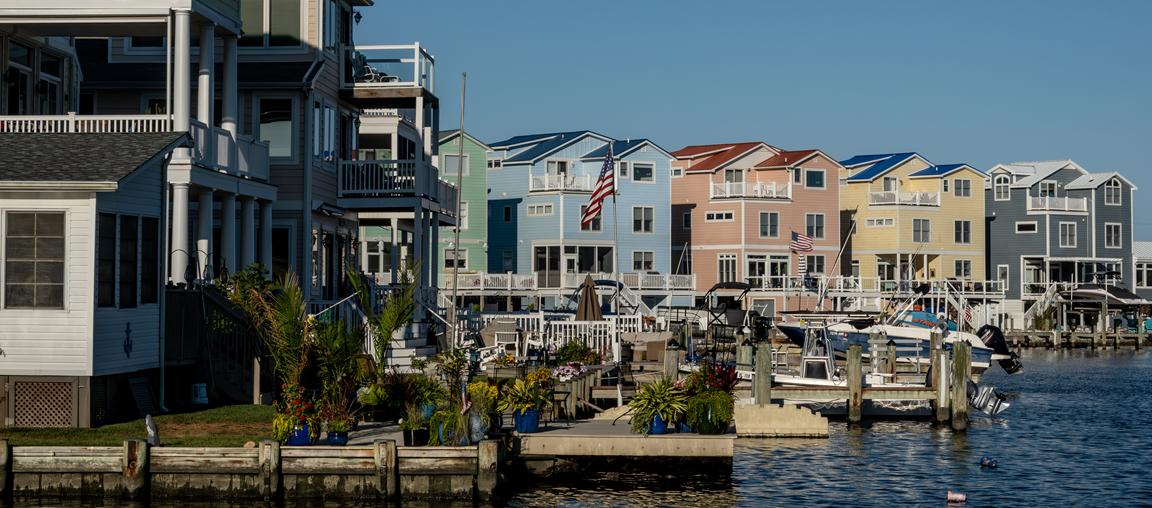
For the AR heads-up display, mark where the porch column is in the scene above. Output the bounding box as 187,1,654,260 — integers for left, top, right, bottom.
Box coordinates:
170,182,190,284
259,200,273,277
240,196,256,269
197,23,215,127
415,96,426,160
219,192,237,276
197,189,214,280
430,213,441,286
172,9,191,159
411,208,425,287
221,35,238,136
389,220,400,281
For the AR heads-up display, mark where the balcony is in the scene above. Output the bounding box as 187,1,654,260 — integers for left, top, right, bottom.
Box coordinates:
868,191,940,206
440,272,696,291
0,113,269,182
1028,196,1088,212
529,174,593,192
340,44,436,106
710,181,791,199
338,159,457,212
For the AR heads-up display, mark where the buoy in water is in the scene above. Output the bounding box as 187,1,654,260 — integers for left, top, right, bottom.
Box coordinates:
947,490,967,503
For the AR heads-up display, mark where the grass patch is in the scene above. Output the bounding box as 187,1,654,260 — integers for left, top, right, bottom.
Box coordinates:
0,405,275,447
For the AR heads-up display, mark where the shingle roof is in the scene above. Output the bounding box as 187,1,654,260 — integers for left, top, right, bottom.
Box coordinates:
753,149,820,169
841,152,919,182
909,163,982,178
0,132,187,183
672,142,772,172
1133,241,1152,260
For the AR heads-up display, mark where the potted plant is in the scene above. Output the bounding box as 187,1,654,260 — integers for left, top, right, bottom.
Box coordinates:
629,377,687,435
684,389,735,435
498,376,551,434
400,403,430,446
274,383,318,445
326,419,352,445
428,403,470,446
467,380,500,441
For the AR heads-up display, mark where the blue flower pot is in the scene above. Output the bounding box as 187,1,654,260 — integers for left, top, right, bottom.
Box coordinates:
421,403,436,421
678,421,693,433
287,424,311,446
513,409,541,434
650,415,668,435
326,431,348,446
469,413,487,443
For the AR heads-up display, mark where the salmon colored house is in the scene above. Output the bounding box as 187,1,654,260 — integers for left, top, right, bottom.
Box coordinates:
670,142,842,317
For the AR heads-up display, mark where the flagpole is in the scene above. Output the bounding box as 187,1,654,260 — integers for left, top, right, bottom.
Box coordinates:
449,72,467,355
610,147,623,406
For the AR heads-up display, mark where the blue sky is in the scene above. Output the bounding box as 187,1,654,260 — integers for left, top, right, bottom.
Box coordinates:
365,1,1152,237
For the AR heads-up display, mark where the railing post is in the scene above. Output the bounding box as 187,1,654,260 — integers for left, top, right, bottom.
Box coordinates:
66,111,77,132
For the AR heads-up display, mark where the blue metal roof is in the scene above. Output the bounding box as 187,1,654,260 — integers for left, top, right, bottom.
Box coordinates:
582,139,649,159
842,152,919,182
500,131,592,163
909,163,983,178
488,131,583,150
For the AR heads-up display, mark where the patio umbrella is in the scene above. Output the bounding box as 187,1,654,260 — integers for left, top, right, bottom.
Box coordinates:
575,275,603,321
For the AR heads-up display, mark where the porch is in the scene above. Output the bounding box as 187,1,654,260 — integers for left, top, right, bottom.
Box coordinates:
339,44,437,107
709,181,791,200
867,191,940,207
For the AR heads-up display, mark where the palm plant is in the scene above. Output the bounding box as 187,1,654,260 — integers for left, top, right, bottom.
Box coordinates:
348,263,419,371
314,320,369,429
629,377,688,434
252,272,311,385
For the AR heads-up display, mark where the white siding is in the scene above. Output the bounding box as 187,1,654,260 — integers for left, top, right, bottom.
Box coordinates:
0,193,96,377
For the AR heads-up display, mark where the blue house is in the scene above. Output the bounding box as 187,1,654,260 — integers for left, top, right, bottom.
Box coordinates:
484,131,690,310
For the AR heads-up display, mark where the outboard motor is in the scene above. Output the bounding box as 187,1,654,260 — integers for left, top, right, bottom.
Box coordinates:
976,325,1023,374
746,310,773,341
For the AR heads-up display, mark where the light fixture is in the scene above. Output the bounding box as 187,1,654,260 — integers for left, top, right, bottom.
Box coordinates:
353,11,363,24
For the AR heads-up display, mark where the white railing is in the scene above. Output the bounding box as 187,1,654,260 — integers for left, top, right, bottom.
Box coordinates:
338,159,446,199
744,275,1007,297
549,320,616,354
0,113,171,133
1028,196,1088,212
529,174,593,192
341,44,435,94
868,191,941,206
443,271,695,292
709,181,791,199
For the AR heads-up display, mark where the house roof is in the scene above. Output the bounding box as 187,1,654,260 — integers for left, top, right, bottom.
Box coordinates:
0,132,187,187
753,149,821,169
671,142,775,173
438,129,491,150
581,139,674,160
909,163,983,178
1133,241,1152,260
1065,172,1137,191
841,152,921,182
992,160,1085,188
488,131,580,150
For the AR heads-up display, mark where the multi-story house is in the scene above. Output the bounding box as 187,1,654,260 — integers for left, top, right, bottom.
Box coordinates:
838,153,991,314
984,160,1137,328
469,131,688,311
1133,241,1152,301
670,142,842,317
436,130,490,287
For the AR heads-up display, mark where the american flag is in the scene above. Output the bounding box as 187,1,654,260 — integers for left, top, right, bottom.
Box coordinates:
581,143,614,228
790,231,814,252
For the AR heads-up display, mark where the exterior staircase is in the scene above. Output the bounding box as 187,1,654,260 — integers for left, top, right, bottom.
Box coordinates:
1022,283,1060,329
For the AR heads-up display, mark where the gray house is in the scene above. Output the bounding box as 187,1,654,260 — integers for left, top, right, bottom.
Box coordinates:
985,160,1137,329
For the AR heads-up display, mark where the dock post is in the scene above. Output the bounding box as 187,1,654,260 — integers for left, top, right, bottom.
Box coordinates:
663,347,679,380
934,349,949,425
754,343,772,406
886,340,897,377
847,344,862,424
259,440,281,501
477,439,501,500
122,439,150,501
0,439,11,502
950,342,970,431
374,439,398,500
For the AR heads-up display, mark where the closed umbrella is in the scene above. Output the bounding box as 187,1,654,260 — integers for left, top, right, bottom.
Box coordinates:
575,275,603,322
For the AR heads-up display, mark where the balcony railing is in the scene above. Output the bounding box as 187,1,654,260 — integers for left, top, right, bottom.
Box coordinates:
0,113,269,182
868,191,940,206
338,159,457,208
744,275,1006,297
529,174,593,192
341,44,435,94
441,272,696,291
709,181,791,199
1028,196,1088,212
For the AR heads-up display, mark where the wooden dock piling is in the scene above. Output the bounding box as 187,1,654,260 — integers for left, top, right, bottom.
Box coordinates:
950,343,970,431
754,343,772,406
846,345,862,424
933,350,949,425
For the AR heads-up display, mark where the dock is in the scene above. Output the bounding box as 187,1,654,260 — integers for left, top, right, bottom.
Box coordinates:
517,419,734,459
1006,331,1148,349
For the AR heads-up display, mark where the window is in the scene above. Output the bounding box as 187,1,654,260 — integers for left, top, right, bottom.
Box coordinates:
633,207,654,233
365,241,382,273
705,211,734,222
502,250,514,272
7,42,31,115
1105,223,1122,249
806,255,825,274
633,251,655,271
866,218,894,227
1105,178,1123,205
618,161,628,177
913,219,931,243
994,175,1011,201
141,217,160,305
1059,222,1077,248
443,249,467,270
581,205,601,231
38,53,63,115
527,204,553,216
486,158,503,169
457,202,469,230
119,216,138,309
805,169,825,189
239,0,302,47
311,102,336,163
682,211,691,230
1016,221,1038,234
4,212,65,309
954,179,971,197
793,168,802,184
759,212,779,238
671,167,683,178
97,214,116,307
954,220,971,244
1039,181,1057,197
997,265,1010,291
258,98,295,158
546,160,569,175
883,176,898,192
442,154,470,177
718,254,738,283
955,259,972,279
503,206,512,222
1137,262,1152,288
632,163,654,182
943,179,949,192
271,227,292,280
805,213,825,240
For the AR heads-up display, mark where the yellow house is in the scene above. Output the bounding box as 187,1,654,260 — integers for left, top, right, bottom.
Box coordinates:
838,153,987,287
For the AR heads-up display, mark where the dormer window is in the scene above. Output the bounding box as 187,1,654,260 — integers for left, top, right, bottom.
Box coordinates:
1105,178,1123,205
994,175,1011,201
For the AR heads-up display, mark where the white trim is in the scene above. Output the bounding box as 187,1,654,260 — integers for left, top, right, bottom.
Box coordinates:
527,203,553,217
441,153,471,177
804,168,826,189
704,211,735,222
1104,178,1123,206
996,264,1010,291
1058,221,1078,248
631,206,655,234
1015,221,1038,234
954,219,972,244
993,174,1011,201
631,250,655,271
805,212,826,240
1104,222,1122,249
952,178,972,197
630,162,655,183
759,211,779,238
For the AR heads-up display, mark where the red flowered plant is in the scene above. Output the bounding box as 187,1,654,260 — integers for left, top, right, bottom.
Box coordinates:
703,363,739,395
276,383,317,426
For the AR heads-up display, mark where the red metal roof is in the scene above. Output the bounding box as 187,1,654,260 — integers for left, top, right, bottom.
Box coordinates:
672,142,774,172
753,149,820,169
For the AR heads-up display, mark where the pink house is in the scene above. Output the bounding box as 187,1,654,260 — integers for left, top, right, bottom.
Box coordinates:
670,142,842,317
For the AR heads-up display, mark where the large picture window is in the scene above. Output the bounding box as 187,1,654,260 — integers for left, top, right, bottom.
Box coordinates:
258,98,295,159
4,212,65,309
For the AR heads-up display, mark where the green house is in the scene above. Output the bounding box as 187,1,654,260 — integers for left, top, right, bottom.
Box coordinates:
437,130,490,286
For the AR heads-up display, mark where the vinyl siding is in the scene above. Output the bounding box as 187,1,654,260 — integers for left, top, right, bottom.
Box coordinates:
437,135,489,283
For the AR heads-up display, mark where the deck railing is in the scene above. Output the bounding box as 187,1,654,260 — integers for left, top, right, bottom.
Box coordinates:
1027,196,1088,212
709,181,791,199
529,174,593,192
0,113,171,133
442,271,694,291
868,191,940,206
341,44,435,94
339,159,457,206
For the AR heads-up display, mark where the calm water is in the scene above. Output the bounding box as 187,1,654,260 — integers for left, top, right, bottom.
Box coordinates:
507,349,1152,507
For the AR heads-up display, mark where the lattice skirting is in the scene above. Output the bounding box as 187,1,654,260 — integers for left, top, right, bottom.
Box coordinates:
0,376,91,428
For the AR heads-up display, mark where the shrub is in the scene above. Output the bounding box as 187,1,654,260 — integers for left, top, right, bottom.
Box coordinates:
628,377,688,434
